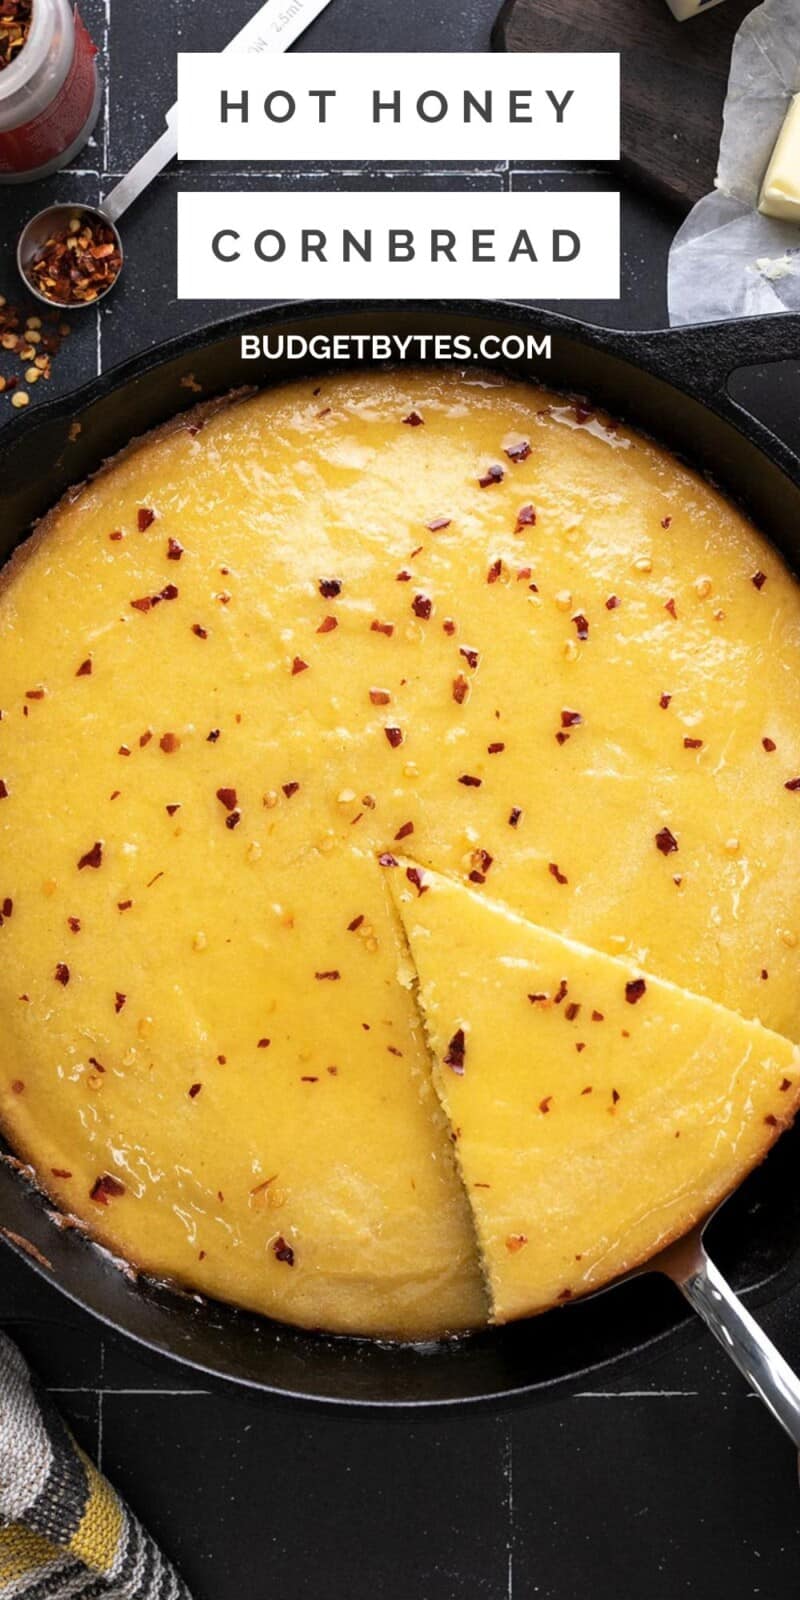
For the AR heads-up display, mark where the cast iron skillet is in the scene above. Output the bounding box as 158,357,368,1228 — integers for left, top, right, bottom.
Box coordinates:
1,299,800,1409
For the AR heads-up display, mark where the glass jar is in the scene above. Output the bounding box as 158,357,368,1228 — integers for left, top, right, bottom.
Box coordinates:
0,0,101,183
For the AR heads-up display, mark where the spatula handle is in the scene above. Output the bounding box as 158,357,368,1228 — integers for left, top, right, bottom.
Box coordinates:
667,1238,800,1450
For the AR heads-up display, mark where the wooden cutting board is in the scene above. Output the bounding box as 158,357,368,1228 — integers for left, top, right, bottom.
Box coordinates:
493,0,758,211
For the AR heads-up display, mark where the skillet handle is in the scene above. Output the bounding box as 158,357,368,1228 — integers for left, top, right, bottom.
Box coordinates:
660,1233,800,1450
630,314,800,409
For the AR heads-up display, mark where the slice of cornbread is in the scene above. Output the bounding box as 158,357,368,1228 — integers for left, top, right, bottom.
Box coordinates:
391,865,800,1324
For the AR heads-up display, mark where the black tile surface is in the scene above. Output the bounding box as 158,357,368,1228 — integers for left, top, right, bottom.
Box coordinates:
2,4,800,1598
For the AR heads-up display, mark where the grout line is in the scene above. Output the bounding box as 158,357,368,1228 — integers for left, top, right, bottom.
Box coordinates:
101,0,111,172
574,1389,701,1398
504,1425,514,1600
97,1388,103,1472
48,1386,212,1396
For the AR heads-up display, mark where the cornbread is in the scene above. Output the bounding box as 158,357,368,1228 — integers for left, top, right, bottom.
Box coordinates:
391,867,800,1323
1,368,799,1338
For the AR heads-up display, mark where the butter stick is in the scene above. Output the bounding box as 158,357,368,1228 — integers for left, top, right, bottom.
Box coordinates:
759,94,800,222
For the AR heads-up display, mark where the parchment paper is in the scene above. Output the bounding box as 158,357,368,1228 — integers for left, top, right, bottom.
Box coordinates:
668,0,800,324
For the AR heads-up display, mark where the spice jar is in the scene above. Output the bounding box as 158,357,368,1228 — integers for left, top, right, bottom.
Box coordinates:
0,1,100,183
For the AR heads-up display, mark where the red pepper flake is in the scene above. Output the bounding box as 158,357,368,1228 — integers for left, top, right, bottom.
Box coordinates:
443,618,456,636
137,508,156,531
317,615,338,634
273,1236,295,1265
412,593,432,620
765,1113,779,1127
76,658,92,677
452,675,469,705
625,977,647,1004
371,620,394,637
347,915,364,932
561,709,582,729
661,515,672,529
140,731,152,748
315,970,341,980
370,688,391,706
565,1002,581,1022
528,992,548,1005
549,862,568,885
509,807,522,827
25,689,44,701
762,737,776,752
612,1088,621,1104
444,1028,466,1074
2,899,13,920
487,742,505,754
487,559,503,585
573,401,594,424
655,826,678,856
118,900,132,912
515,504,536,531
572,613,589,640
378,852,398,867
282,782,299,798
385,725,404,748
684,737,703,750
207,729,220,743
226,810,242,830
54,963,70,986
78,841,103,871
258,1038,271,1049
167,538,184,561
160,732,180,754
785,778,800,791
396,570,412,583
90,1173,126,1205
189,1083,202,1098
460,646,479,670
505,439,531,463
0,781,7,800
216,788,238,813
403,411,424,426
664,598,677,620
114,992,126,1013
192,624,208,639
292,656,309,675
319,578,342,599
52,1169,72,1179
109,530,123,542
458,774,482,787
591,1010,604,1023
539,1096,552,1114
166,804,181,816
506,1234,528,1252
752,571,767,590
659,693,672,710
406,866,428,896
780,1076,793,1092
761,969,769,981
395,820,414,841
604,594,620,612
479,464,504,488
426,516,451,533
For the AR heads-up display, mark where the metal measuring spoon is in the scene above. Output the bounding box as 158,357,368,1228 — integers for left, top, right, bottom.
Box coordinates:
16,0,337,310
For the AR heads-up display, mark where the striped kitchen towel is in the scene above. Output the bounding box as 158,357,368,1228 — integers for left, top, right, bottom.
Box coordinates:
0,1333,192,1598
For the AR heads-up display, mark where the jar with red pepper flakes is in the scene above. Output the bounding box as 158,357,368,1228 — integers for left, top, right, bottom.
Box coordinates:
0,0,101,183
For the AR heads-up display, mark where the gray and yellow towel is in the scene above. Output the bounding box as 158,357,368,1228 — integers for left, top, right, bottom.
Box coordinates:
0,1334,191,1598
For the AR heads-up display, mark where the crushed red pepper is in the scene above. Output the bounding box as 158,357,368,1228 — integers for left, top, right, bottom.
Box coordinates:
385,726,404,748
412,593,432,620
317,615,337,634
273,1236,295,1265
479,464,504,488
625,977,647,1004
549,863,568,885
26,213,122,307
505,439,531,462
77,841,103,870
655,826,678,855
403,411,424,427
444,1028,466,1074
90,1174,125,1205
0,1,32,70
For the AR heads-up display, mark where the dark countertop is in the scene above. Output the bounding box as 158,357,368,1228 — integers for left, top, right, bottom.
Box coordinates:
1,3,800,1596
